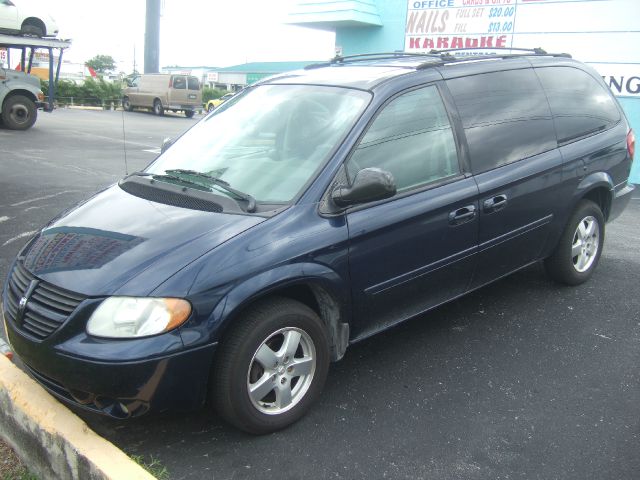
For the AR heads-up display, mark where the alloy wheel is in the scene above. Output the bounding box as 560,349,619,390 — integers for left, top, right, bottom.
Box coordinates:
246,327,316,415
571,215,600,273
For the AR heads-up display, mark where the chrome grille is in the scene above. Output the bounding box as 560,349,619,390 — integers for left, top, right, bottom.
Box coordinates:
5,261,85,340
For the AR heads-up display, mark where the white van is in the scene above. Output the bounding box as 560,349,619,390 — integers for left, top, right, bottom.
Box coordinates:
122,74,202,118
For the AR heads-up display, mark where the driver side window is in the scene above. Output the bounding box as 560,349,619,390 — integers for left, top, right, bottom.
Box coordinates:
346,85,459,193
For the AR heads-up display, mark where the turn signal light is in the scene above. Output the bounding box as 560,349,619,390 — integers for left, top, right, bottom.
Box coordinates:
627,129,635,161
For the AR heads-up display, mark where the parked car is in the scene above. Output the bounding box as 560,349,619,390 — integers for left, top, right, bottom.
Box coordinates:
122,74,202,118
205,92,234,112
0,67,44,129
0,0,59,37
3,50,635,434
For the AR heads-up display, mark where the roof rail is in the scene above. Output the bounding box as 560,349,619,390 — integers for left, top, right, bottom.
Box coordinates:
303,48,572,71
304,52,440,70
415,47,572,69
427,47,571,59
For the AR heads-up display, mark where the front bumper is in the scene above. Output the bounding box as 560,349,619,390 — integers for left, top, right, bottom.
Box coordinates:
3,308,217,418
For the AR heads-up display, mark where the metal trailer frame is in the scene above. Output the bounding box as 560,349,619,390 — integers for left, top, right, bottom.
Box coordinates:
0,34,72,112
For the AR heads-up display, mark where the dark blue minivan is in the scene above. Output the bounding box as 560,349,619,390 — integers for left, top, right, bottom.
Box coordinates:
3,50,636,433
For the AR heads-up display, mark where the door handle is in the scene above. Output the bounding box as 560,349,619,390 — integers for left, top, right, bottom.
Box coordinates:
483,194,508,213
449,205,476,226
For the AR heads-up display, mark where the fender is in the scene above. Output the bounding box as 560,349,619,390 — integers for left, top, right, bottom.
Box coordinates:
211,262,351,360
574,171,614,217
576,171,614,193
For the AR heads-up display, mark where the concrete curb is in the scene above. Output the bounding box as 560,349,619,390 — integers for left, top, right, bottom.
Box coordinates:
0,355,156,480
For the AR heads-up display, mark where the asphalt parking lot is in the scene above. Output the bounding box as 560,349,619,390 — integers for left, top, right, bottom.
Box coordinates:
1,109,639,480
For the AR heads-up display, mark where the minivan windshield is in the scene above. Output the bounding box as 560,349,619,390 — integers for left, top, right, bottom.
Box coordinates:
147,84,371,204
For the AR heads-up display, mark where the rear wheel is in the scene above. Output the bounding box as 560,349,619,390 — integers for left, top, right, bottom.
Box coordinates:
544,199,605,285
21,22,44,37
185,110,195,118
207,103,215,113
2,95,37,130
211,297,330,434
153,99,164,116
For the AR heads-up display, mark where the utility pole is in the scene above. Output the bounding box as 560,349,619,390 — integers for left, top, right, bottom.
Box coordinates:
144,0,160,73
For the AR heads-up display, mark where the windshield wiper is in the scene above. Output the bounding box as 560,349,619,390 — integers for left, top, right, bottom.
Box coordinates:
164,169,257,213
130,171,207,189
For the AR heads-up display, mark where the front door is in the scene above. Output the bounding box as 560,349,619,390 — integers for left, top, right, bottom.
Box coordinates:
344,84,479,340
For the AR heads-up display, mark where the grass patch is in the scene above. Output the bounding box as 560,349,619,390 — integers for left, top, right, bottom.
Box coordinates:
131,455,170,480
0,439,38,480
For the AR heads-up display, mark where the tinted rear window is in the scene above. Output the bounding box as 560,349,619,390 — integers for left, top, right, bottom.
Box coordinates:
535,66,620,144
447,69,556,174
188,77,200,90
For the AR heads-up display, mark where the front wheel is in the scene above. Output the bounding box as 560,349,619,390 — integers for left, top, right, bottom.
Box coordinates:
2,95,37,130
211,297,330,434
207,103,215,113
544,199,605,285
185,110,195,118
122,97,133,112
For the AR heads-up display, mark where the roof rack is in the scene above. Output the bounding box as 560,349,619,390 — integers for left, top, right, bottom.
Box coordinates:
430,46,551,55
304,48,572,71
304,52,441,70
416,47,572,69
426,47,571,60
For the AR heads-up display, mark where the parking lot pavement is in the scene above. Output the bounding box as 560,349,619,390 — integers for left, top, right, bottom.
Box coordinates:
2,110,640,479
0,108,200,302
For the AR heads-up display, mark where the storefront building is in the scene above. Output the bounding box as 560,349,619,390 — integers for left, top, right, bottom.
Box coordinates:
287,0,640,183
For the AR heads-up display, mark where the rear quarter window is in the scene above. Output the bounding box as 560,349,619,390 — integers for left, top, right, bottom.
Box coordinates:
446,69,556,174
535,66,620,144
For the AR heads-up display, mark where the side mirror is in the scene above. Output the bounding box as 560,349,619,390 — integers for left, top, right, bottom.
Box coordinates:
331,167,396,208
161,137,173,153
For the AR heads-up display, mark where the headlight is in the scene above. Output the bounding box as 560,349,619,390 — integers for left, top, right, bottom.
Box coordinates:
87,297,191,338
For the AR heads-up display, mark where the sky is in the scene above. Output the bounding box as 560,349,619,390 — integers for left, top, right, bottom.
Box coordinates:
49,0,335,71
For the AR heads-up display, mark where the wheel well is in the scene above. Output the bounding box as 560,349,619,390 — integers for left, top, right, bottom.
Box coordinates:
21,17,46,34
582,186,612,220
222,283,349,362
3,90,37,108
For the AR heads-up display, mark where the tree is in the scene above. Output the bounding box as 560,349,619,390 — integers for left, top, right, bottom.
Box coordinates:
86,55,117,75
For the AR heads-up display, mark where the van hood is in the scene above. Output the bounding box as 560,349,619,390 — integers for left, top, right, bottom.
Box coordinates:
20,185,264,296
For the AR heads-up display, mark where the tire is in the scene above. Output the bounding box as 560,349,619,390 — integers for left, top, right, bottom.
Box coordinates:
122,97,133,112
153,99,164,116
21,23,44,37
211,297,330,434
544,199,605,286
185,110,195,118
207,103,215,113
2,95,37,130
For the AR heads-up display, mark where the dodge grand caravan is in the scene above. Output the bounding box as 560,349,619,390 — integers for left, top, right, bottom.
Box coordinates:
3,49,635,434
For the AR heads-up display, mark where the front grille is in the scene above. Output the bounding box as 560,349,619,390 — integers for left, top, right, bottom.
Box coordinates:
5,261,86,340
